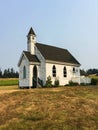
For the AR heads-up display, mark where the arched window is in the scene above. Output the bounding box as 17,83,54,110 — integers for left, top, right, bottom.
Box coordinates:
23,66,26,79
73,67,75,73
52,65,56,77
63,67,67,77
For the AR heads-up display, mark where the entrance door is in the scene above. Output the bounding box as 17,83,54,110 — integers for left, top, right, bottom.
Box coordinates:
33,65,37,88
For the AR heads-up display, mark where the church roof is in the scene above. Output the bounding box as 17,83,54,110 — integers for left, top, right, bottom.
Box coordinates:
28,27,36,36
23,51,39,63
36,43,80,65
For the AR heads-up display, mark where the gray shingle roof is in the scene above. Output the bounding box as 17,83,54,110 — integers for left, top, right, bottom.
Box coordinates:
36,43,80,65
23,51,39,63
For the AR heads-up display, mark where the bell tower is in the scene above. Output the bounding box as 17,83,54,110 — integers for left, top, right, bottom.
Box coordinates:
27,27,36,55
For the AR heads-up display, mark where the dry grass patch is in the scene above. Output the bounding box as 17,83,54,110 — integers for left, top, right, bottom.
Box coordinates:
0,86,19,95
0,86,98,130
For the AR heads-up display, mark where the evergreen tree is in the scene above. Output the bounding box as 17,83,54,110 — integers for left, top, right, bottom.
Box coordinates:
3,69,8,78
0,68,2,78
86,69,98,75
80,69,87,76
2,68,19,78
15,71,19,78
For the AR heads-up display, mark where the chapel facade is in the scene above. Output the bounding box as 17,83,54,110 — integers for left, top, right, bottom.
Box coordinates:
18,27,81,88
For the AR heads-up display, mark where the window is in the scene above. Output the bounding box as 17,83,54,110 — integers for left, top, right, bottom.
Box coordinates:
63,67,67,77
73,67,75,73
52,65,56,77
23,66,26,79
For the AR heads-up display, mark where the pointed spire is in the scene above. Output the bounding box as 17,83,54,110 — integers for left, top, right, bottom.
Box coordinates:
28,27,36,36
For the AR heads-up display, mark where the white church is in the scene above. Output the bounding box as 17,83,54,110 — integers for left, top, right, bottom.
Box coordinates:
18,27,86,88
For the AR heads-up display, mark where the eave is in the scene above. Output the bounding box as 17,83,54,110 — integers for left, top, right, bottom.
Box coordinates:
46,60,81,67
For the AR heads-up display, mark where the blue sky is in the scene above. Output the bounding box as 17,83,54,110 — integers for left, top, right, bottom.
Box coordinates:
0,0,98,71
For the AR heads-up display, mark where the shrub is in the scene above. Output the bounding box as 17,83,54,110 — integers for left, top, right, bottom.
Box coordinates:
91,78,97,85
80,83,90,86
80,83,86,86
54,78,59,87
45,76,52,87
69,80,79,86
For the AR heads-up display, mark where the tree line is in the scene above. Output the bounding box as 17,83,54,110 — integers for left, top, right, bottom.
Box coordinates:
0,68,98,78
80,68,98,76
0,68,19,78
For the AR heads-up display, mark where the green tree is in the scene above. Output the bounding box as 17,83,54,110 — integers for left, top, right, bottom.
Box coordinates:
54,78,59,87
0,68,2,78
45,76,52,87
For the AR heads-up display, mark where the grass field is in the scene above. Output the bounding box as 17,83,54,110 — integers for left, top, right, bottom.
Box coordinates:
89,75,98,79
0,86,98,130
0,78,18,86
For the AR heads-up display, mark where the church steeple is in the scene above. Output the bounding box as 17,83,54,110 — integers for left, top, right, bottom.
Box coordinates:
28,27,36,36
27,27,36,55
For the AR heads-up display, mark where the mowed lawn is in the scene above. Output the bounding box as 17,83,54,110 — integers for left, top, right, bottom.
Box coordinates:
0,86,98,130
0,78,18,86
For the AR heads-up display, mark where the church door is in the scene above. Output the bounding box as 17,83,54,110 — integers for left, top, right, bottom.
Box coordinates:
33,65,37,88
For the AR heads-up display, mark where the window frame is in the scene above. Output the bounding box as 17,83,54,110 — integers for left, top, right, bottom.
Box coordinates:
63,66,67,77
23,66,26,79
52,65,56,77
73,67,76,73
